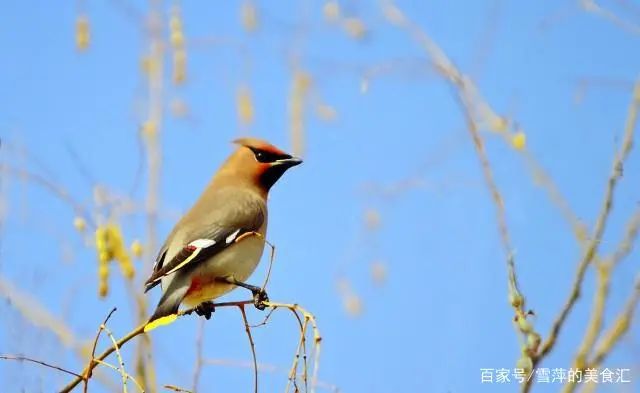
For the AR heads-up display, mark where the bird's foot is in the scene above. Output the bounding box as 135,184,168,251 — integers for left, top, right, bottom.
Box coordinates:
195,301,216,320
252,288,269,310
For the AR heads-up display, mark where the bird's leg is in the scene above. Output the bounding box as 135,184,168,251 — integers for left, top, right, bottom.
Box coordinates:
194,301,216,320
217,276,269,310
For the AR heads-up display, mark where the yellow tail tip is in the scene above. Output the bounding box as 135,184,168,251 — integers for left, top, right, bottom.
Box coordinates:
144,314,178,332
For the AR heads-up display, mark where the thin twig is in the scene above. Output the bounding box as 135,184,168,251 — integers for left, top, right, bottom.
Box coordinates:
0,276,120,390
580,0,640,35
565,264,610,393
382,0,533,331
94,359,145,393
250,306,278,328
191,319,205,393
60,323,146,393
239,305,258,393
103,324,129,393
609,207,640,267
537,80,640,361
60,300,264,392
569,208,640,389
0,275,80,349
163,385,192,393
0,355,84,378
264,301,321,393
590,274,640,367
0,164,93,227
84,307,118,393
285,311,308,393
260,239,277,292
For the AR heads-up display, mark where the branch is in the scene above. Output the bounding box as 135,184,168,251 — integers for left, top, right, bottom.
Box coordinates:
84,308,117,393
0,275,120,390
569,207,640,388
589,274,640,368
563,263,610,393
537,80,640,361
580,0,640,35
0,355,84,378
93,359,145,393
191,319,205,393
239,305,258,393
59,299,321,393
263,301,322,393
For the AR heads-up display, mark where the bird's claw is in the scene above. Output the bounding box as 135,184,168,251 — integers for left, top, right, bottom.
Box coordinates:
195,301,216,320
252,288,269,310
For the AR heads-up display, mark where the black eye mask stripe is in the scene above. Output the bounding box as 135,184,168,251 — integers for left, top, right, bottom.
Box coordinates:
249,147,292,163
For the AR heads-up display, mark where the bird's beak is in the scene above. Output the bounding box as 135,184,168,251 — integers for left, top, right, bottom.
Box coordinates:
275,156,303,167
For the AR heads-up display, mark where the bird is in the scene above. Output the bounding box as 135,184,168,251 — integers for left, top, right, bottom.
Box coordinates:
143,137,302,331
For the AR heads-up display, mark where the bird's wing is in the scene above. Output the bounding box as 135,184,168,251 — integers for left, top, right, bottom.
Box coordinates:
144,190,265,292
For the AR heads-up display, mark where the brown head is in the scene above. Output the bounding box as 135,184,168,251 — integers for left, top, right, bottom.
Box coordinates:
212,137,302,195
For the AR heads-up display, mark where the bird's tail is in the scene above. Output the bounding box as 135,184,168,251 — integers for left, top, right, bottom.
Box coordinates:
145,286,188,332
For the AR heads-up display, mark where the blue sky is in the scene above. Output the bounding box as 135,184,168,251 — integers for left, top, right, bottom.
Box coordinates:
1,1,639,392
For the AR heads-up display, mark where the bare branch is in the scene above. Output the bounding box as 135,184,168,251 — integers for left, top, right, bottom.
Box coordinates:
538,80,640,361
0,355,84,378
84,307,118,393
239,305,258,393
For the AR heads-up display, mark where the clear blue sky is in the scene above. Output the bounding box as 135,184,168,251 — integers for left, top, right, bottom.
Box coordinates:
1,1,639,392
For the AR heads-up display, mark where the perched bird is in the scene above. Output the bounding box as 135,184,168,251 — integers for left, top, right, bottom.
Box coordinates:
144,137,302,330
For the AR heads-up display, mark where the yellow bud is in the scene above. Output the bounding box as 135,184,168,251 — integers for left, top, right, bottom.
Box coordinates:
98,263,109,278
107,224,123,242
120,262,135,279
76,15,90,51
370,260,387,285
170,31,184,48
169,15,182,32
95,227,108,251
236,86,254,125
516,315,533,333
99,251,111,263
509,292,524,308
140,56,159,76
98,282,108,298
323,1,340,22
364,209,381,230
141,120,157,138
511,132,526,151
491,116,508,132
131,240,144,258
241,2,258,32
73,217,87,232
342,18,366,39
343,294,363,317
173,50,187,84
516,354,533,374
294,71,312,93
527,332,541,352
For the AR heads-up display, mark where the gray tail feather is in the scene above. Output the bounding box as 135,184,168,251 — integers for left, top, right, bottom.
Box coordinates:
148,286,188,323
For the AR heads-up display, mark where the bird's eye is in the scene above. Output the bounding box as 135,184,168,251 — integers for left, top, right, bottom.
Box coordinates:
251,148,289,163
